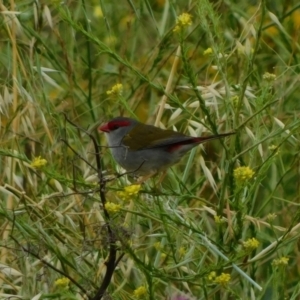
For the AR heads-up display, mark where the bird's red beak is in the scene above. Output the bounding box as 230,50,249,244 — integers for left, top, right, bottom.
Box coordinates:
98,123,109,132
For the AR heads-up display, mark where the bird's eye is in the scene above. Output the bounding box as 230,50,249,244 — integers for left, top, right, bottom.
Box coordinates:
107,120,130,131
108,123,120,131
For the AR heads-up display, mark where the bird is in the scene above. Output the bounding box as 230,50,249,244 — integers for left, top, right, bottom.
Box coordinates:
99,117,234,181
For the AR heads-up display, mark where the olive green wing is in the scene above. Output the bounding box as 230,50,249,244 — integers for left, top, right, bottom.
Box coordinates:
122,123,190,151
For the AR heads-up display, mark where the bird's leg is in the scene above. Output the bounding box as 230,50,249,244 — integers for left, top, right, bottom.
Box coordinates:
136,171,167,186
157,171,167,184
136,171,157,184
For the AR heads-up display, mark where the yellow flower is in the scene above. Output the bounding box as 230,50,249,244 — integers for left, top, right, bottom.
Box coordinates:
233,166,254,185
154,242,162,250
93,5,103,18
160,253,167,260
54,277,70,288
178,246,186,256
267,213,277,222
105,202,121,213
117,184,141,201
207,271,216,281
31,156,47,169
263,72,276,82
272,256,289,266
104,35,117,46
214,215,226,224
268,145,280,155
173,13,192,32
268,144,277,150
106,83,123,96
133,285,147,298
116,191,126,200
124,184,141,194
214,273,231,286
203,47,213,55
243,238,259,251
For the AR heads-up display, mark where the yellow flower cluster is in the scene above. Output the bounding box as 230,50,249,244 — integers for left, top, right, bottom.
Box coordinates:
272,256,289,266
233,166,254,184
268,145,277,151
214,215,226,224
31,156,47,169
106,83,123,96
105,202,121,213
160,253,167,260
105,36,117,46
207,271,216,281
117,184,141,201
178,246,186,256
263,72,276,82
214,273,231,286
268,144,280,155
154,241,162,250
173,13,192,32
133,285,147,298
243,238,259,251
54,277,70,288
203,47,213,55
267,213,277,222
93,5,103,18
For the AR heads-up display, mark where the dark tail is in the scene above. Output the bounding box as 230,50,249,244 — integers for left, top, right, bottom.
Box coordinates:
193,132,235,144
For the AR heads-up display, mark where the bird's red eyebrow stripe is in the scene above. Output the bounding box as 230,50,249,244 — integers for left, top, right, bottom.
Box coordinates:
109,120,131,128
99,120,131,132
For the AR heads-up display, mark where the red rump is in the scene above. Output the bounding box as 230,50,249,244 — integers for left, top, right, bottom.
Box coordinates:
167,138,203,152
167,136,224,152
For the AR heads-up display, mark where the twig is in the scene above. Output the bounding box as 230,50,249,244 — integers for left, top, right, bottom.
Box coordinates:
63,114,121,300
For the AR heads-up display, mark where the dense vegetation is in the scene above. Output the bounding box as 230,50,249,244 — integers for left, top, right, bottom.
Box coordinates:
1,0,300,299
